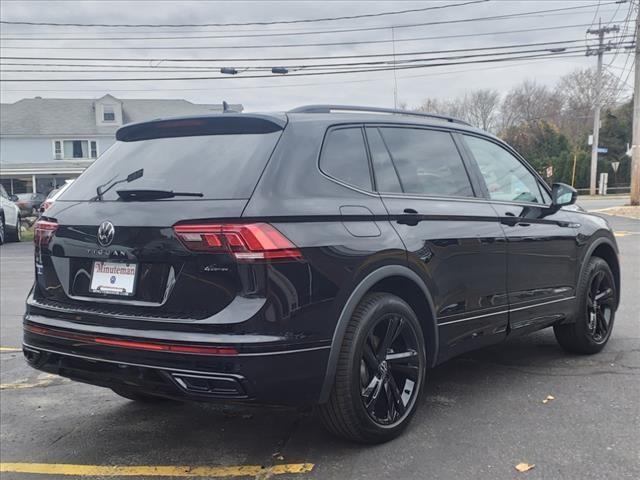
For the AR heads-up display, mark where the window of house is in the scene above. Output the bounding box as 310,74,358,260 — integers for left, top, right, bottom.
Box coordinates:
464,135,543,204
320,128,372,191
54,140,98,160
103,105,116,122
54,141,62,160
377,127,474,197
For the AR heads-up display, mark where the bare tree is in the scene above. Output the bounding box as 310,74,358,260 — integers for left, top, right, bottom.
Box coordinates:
463,89,501,132
414,90,500,132
554,67,621,144
499,80,562,131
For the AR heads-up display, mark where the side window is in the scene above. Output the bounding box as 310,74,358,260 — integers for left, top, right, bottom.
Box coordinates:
464,135,543,204
320,128,372,191
365,127,402,193
539,183,552,204
377,127,474,197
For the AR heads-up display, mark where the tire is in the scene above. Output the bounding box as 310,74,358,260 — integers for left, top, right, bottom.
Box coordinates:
319,292,426,443
0,216,4,245
554,257,617,354
111,387,180,404
6,217,21,242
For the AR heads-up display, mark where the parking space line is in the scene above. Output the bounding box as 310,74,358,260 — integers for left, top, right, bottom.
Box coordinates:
0,462,314,477
0,374,59,390
0,347,21,352
613,231,640,237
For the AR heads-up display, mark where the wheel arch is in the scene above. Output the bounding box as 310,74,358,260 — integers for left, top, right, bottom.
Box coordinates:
318,265,438,403
585,238,621,307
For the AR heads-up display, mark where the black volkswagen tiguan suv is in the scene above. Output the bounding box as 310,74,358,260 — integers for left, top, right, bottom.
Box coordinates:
24,105,620,443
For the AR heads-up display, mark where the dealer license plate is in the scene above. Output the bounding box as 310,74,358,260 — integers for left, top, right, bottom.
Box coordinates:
90,261,137,296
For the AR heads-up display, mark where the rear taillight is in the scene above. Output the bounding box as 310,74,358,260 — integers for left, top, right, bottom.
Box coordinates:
173,223,302,261
34,219,58,246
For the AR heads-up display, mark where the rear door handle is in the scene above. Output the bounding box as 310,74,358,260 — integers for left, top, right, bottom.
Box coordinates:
398,208,419,226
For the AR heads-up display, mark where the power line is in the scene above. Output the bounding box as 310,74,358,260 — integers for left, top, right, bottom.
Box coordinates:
0,22,609,51
4,33,630,52
0,54,598,94
1,40,627,73
0,0,487,28
0,2,622,42
2,47,631,83
2,37,631,64
0,21,610,44
0,45,600,73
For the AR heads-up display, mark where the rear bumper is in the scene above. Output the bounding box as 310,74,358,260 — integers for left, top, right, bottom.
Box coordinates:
23,315,330,407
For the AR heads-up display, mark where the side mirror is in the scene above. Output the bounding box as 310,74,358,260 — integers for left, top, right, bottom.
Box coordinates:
551,183,577,208
9,194,18,202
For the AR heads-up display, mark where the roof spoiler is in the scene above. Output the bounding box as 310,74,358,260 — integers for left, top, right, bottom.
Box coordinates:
116,114,286,142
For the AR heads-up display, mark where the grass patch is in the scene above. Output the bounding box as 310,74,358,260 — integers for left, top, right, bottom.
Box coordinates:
20,226,34,242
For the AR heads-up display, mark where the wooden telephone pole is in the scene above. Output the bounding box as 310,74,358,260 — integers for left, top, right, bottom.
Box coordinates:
587,21,619,195
631,3,640,205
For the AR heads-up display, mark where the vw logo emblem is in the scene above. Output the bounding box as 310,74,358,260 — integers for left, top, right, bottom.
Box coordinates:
97,221,115,247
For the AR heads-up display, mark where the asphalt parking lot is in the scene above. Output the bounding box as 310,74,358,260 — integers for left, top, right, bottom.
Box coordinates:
1,199,638,480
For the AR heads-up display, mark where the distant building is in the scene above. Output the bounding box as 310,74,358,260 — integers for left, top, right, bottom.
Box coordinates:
0,94,243,195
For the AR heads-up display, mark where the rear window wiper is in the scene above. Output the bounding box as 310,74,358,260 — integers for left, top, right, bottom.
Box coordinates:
116,189,204,201
92,168,144,201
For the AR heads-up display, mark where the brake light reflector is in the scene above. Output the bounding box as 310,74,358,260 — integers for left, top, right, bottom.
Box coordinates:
24,323,238,356
173,223,302,261
34,219,58,246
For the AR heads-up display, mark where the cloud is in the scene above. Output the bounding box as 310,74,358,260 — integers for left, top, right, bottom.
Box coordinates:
0,1,632,110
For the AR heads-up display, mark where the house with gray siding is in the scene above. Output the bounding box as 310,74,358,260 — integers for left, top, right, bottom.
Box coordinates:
0,94,242,195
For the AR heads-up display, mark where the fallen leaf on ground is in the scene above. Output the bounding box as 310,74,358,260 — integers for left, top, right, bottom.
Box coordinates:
542,395,555,404
515,463,535,473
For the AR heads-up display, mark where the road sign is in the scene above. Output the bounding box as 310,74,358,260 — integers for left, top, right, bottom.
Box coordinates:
597,147,608,154
611,161,620,173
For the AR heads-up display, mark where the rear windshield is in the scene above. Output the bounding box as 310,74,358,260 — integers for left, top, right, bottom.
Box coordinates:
60,132,282,201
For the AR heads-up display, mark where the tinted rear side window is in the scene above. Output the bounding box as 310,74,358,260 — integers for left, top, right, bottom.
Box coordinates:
320,128,372,191
366,127,403,193
60,132,282,201
378,127,473,197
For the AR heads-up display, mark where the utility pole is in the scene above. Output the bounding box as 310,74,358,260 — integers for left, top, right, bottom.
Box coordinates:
587,21,619,195
631,4,640,205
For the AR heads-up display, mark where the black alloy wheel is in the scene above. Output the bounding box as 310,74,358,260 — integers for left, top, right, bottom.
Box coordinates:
360,313,422,426
585,269,615,344
554,257,617,354
319,292,426,443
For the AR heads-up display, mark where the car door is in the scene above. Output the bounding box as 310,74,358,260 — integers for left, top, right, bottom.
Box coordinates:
0,185,18,228
364,125,509,362
460,134,578,335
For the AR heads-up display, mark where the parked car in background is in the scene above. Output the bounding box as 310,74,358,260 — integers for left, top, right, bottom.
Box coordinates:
14,192,46,217
39,181,74,214
24,105,620,443
0,184,21,244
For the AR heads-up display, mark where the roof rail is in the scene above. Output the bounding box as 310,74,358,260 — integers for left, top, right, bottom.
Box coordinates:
288,104,471,126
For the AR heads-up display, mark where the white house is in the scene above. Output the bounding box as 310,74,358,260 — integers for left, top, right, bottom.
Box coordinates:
0,94,243,195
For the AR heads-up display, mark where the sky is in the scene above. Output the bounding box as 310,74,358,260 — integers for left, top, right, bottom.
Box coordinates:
0,0,636,111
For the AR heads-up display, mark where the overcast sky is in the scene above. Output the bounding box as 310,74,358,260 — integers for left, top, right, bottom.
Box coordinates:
0,0,635,111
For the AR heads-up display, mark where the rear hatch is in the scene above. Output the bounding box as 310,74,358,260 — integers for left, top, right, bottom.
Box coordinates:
32,114,288,321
